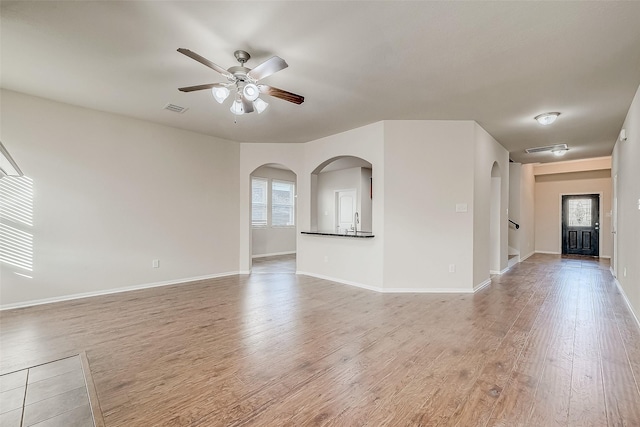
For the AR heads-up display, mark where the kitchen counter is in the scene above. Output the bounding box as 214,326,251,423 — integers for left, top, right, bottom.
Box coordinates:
301,231,375,238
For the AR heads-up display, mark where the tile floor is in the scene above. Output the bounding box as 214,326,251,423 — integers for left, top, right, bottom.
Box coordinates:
0,355,95,427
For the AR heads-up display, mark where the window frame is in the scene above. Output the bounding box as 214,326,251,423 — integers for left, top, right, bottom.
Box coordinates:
251,177,268,228
270,179,296,228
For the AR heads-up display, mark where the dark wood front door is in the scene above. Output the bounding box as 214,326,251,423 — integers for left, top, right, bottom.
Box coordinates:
562,194,599,256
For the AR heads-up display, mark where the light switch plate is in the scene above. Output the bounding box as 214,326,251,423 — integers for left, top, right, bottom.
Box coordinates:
456,203,468,213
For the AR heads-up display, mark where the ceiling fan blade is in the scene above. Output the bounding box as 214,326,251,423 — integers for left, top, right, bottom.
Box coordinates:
177,48,234,80
258,85,305,105
178,83,224,92
247,56,288,81
241,95,255,113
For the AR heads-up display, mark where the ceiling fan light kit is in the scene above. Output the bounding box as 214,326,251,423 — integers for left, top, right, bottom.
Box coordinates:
253,98,269,114
178,48,304,117
230,98,245,115
243,83,260,101
212,86,230,104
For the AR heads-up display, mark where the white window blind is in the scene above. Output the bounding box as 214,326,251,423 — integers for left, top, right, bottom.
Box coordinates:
0,176,34,273
251,177,268,227
272,180,295,226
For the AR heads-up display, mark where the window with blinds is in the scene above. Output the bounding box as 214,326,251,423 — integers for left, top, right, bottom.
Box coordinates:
0,176,34,275
251,177,268,227
272,180,295,227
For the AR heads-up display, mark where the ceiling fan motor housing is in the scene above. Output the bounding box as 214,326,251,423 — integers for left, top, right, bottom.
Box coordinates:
227,66,250,82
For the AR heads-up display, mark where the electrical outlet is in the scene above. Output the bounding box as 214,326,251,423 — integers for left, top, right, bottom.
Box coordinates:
449,264,456,273
624,267,627,277
324,256,328,263
152,259,159,268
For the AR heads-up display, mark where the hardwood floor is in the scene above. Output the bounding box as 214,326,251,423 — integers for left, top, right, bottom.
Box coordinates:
1,254,639,426
250,254,296,274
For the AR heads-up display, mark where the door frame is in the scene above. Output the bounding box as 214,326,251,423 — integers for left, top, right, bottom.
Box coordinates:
612,174,618,276
335,188,357,233
558,191,603,256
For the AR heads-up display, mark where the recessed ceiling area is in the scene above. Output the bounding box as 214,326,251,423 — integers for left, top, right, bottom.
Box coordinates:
1,1,639,164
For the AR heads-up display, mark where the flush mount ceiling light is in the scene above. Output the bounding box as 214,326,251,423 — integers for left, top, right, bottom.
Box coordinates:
534,112,561,126
177,49,304,116
525,143,568,154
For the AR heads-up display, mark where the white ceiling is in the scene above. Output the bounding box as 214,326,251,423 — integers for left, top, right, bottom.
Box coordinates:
2,1,639,164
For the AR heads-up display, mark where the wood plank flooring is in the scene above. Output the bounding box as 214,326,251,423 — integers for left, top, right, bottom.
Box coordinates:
1,254,639,426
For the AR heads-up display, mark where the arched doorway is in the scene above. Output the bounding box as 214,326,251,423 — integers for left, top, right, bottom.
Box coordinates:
249,163,297,273
490,162,501,274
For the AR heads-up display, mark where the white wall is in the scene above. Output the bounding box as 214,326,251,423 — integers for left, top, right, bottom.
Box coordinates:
317,167,362,232
360,168,373,232
611,84,640,322
240,122,385,287
508,163,536,260
534,170,612,257
0,90,240,307
300,123,385,289
508,163,522,254
383,121,476,292
250,165,297,257
489,175,501,272
519,163,536,259
472,124,510,286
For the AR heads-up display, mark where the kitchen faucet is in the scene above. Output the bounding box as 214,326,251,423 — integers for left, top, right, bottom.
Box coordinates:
353,211,359,234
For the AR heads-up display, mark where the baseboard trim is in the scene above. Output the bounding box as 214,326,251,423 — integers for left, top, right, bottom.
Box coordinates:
474,279,491,292
296,271,474,294
613,277,640,330
535,250,561,255
599,255,611,259
489,263,518,275
296,271,383,292
0,271,240,311
252,251,296,259
520,251,535,262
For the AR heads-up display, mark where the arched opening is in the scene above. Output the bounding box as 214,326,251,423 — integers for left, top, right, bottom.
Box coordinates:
310,156,373,234
490,162,502,274
250,163,297,273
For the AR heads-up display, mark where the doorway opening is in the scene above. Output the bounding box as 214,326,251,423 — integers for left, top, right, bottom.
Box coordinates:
612,175,618,274
561,194,600,256
250,164,297,273
310,156,373,234
489,162,501,274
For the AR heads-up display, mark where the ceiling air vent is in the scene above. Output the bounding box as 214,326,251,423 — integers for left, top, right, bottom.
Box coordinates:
163,103,188,114
525,143,568,154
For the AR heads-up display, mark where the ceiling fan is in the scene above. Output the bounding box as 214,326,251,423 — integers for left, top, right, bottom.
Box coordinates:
177,48,304,115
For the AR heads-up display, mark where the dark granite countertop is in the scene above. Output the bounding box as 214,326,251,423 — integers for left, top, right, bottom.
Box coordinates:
301,231,375,238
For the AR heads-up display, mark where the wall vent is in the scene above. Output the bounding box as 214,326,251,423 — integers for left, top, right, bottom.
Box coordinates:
525,143,568,154
163,103,188,114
